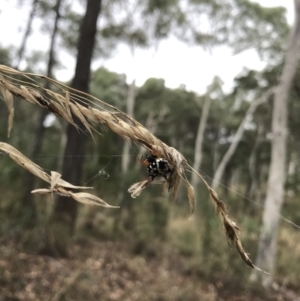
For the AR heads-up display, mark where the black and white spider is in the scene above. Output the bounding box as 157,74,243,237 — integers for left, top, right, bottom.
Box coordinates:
139,152,173,180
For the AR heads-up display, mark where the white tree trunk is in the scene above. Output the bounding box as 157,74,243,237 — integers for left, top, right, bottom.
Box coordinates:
250,0,300,286
248,126,264,200
212,88,274,190
191,92,212,190
121,80,135,173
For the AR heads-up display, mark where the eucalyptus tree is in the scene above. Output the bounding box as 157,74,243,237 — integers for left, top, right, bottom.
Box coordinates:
191,76,223,192
45,0,102,256
250,0,300,286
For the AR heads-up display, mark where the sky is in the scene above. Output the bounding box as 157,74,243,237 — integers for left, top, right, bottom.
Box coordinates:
0,0,294,95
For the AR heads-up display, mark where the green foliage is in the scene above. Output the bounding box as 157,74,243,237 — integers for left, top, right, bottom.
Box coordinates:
98,0,289,59
59,9,82,54
186,0,288,60
0,46,11,65
90,67,127,109
229,0,288,59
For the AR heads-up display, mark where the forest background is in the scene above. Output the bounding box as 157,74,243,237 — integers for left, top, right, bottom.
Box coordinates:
0,0,300,300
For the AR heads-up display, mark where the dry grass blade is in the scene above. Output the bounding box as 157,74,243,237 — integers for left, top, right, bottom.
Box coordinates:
50,101,77,127
65,91,71,118
50,171,63,201
32,188,55,195
20,85,41,105
32,188,118,208
162,181,168,197
187,185,195,219
171,173,181,204
209,188,227,214
69,192,119,208
208,188,269,274
128,177,169,198
50,171,62,191
0,142,116,208
0,78,14,137
0,142,50,182
70,102,94,140
128,180,150,198
187,164,268,273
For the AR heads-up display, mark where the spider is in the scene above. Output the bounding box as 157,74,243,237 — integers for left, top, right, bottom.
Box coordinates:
139,150,173,181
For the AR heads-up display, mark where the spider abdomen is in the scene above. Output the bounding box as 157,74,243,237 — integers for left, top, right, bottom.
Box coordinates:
147,157,172,179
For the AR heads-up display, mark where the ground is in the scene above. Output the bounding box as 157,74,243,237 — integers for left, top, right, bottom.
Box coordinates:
0,238,299,301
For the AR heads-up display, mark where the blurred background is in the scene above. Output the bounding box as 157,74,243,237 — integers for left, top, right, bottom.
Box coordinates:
0,0,300,300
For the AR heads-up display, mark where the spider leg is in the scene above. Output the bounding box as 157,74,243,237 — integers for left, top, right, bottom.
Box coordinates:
138,157,150,166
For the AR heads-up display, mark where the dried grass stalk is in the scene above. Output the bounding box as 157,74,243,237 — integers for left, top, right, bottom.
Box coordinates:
0,65,186,204
187,185,195,219
0,76,14,137
211,192,267,274
128,180,150,198
128,178,166,198
0,142,118,209
0,64,267,273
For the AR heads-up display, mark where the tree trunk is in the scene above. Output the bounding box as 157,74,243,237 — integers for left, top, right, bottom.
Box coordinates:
212,88,273,190
48,0,102,257
212,123,221,173
190,86,213,258
248,126,264,200
21,0,63,229
250,0,300,286
115,80,136,233
191,91,211,191
15,0,39,69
